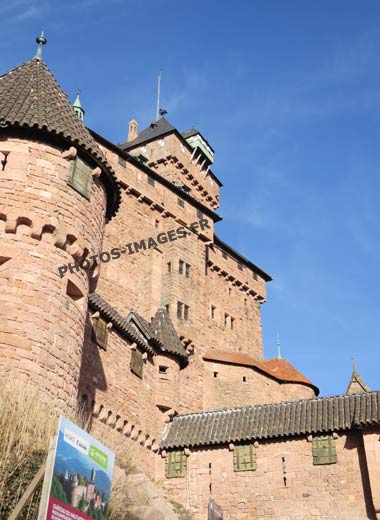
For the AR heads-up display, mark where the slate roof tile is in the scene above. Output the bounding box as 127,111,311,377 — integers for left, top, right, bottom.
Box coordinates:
161,391,380,449
0,59,120,218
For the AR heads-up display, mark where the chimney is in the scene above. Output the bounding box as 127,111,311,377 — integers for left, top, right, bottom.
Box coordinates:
128,119,138,142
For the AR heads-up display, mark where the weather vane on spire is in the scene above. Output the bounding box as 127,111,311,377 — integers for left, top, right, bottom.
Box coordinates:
33,31,47,61
156,69,167,121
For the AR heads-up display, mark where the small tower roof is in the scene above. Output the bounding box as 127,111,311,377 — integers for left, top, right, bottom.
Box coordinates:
73,90,85,121
0,36,121,218
346,358,371,395
151,307,188,361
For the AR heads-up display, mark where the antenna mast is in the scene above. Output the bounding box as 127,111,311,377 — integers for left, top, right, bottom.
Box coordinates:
156,69,162,121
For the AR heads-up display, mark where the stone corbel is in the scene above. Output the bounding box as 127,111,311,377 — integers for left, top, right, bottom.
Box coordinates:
92,166,101,178
184,448,191,457
61,146,77,160
229,443,234,451
106,322,113,330
142,352,148,361
130,342,137,350
90,311,100,319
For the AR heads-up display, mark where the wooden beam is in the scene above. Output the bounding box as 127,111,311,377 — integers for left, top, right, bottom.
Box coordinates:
8,461,46,520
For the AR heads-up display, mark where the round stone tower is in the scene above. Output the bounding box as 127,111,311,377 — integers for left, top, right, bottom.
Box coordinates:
0,36,120,410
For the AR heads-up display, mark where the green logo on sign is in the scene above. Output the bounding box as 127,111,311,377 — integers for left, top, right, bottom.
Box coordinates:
89,444,108,469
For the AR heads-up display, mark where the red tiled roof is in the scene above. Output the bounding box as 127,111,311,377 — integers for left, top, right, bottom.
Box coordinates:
203,350,319,395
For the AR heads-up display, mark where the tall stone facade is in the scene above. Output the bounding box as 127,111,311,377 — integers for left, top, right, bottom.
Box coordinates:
0,44,379,519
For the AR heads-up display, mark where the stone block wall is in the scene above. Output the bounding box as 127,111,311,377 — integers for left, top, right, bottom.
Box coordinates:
0,137,107,410
158,430,376,519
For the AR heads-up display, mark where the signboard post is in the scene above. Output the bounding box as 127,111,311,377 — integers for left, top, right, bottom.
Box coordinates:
38,416,115,520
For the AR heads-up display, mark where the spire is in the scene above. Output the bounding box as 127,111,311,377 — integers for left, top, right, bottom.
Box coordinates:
276,333,282,359
73,90,85,121
346,357,370,394
33,31,47,61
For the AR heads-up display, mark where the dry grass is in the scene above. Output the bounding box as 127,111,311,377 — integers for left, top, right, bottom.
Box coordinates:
0,378,134,519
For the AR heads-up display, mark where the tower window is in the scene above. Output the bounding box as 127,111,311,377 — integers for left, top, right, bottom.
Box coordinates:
185,263,190,278
184,305,189,321
222,251,228,260
147,175,155,186
224,313,229,328
237,263,243,271
214,372,218,378
177,301,183,319
92,317,108,350
165,304,170,314
167,262,172,272
211,305,216,319
159,366,168,375
179,259,184,274
252,271,258,281
67,157,92,200
231,317,235,330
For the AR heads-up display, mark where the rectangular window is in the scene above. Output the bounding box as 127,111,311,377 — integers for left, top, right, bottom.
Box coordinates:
312,435,337,465
185,263,190,278
118,156,126,168
224,313,229,328
231,317,235,330
159,366,168,374
233,444,257,472
184,304,189,321
211,305,216,319
177,301,183,319
222,251,228,260
147,175,155,186
252,271,258,281
68,157,92,199
167,262,172,273
165,304,170,314
179,259,184,274
165,451,187,478
130,348,143,378
178,197,185,207
237,263,243,271
91,317,108,350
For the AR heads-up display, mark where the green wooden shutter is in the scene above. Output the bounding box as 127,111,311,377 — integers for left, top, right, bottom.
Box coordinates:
165,451,187,478
131,349,143,378
312,435,337,465
92,318,108,350
68,157,93,199
233,444,257,472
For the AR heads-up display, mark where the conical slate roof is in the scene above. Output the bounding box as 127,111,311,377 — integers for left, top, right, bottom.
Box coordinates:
151,307,188,361
0,59,120,217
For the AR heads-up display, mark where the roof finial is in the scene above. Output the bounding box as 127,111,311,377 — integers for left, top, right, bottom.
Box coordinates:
73,90,85,121
277,333,282,359
33,31,47,61
352,356,357,373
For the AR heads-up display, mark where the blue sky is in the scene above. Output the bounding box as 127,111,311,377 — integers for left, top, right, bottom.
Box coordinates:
1,1,379,397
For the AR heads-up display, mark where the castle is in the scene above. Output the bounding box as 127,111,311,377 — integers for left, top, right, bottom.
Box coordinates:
0,35,379,519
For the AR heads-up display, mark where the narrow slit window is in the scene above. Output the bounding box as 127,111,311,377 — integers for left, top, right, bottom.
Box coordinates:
185,263,190,278
179,259,184,274
184,304,189,321
211,305,216,319
177,301,183,319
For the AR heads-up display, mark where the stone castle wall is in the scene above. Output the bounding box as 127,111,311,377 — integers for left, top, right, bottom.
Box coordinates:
158,429,377,520
0,136,107,409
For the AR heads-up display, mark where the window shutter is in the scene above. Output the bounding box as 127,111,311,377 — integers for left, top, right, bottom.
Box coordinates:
312,435,337,465
92,318,108,350
68,157,93,199
165,451,187,478
233,444,257,472
130,348,143,378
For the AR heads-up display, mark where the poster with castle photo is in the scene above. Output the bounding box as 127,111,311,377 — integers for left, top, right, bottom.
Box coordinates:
44,416,115,520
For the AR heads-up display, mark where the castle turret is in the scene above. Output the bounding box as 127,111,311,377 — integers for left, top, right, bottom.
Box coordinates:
0,35,120,409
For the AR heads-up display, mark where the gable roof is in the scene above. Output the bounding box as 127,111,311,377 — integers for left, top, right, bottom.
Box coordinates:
0,59,120,218
161,390,380,449
121,117,176,150
88,293,188,365
203,350,319,395
151,307,188,361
